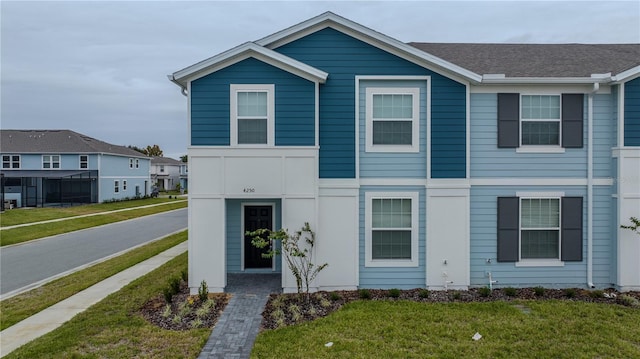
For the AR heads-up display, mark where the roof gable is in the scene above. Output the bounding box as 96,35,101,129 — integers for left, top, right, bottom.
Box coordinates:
170,42,328,88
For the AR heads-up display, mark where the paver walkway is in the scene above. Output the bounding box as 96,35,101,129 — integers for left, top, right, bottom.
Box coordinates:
198,273,282,359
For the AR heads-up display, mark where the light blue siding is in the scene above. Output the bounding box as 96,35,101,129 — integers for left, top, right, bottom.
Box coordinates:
624,77,640,146
191,58,316,146
98,155,150,201
358,186,426,289
471,93,591,178
359,80,427,178
470,185,613,288
592,94,616,178
226,199,282,273
275,27,466,179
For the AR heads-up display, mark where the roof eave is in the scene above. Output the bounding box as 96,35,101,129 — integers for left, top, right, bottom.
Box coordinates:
480,74,613,85
611,65,640,84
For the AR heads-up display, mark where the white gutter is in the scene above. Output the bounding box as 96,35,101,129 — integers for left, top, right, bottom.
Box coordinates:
587,82,598,289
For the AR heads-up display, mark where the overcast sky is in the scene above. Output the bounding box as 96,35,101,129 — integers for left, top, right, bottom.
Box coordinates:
2,1,639,159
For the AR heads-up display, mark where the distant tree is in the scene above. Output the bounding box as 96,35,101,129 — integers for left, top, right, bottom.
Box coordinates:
128,145,145,154
180,155,188,163
143,145,163,157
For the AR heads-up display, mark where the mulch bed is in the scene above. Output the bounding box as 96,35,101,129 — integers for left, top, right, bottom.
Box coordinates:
260,288,640,330
140,282,230,331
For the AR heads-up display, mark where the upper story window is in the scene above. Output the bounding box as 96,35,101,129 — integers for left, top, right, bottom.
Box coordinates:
521,95,561,146
230,84,275,146
498,93,583,152
160,165,165,173
365,192,419,267
366,87,420,152
129,158,134,169
135,159,140,169
2,155,20,169
43,155,60,169
79,155,88,169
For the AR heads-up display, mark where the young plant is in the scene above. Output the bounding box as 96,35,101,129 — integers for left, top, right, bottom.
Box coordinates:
358,289,371,299
533,286,545,297
621,217,640,237
503,287,517,297
478,287,491,297
248,222,328,301
418,289,430,299
198,280,209,302
388,288,401,298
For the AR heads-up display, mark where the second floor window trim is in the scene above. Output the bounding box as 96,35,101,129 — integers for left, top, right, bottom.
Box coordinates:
230,84,275,146
43,155,60,169
365,87,420,153
2,155,20,169
79,155,88,169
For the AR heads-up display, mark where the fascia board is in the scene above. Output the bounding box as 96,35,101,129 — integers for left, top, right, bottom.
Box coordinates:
481,76,613,84
611,65,640,83
170,42,328,86
256,12,482,84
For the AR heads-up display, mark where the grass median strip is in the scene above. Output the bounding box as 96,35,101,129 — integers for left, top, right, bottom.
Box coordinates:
0,198,183,227
3,252,211,359
0,231,187,330
0,201,187,246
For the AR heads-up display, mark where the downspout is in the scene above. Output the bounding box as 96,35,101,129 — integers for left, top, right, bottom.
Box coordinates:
587,82,597,289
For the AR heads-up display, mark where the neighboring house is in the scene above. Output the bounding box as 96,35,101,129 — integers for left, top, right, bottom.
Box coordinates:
169,12,640,294
0,130,151,207
150,156,187,191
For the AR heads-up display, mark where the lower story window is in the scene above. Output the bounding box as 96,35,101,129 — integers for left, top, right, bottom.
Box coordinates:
520,198,560,259
114,180,120,193
366,192,419,267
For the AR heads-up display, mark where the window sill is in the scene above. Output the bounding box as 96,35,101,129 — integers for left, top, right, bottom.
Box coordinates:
365,145,419,153
516,146,565,154
515,259,564,267
365,259,418,268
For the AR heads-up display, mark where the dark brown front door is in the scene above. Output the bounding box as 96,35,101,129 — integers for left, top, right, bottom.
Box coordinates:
244,205,273,269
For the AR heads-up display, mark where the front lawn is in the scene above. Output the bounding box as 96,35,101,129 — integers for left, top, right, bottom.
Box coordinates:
252,299,640,358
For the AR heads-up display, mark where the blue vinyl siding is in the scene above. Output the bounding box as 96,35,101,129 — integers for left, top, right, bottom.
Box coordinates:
191,58,315,146
358,186,426,289
470,185,613,288
624,77,640,146
359,80,427,178
275,27,466,179
226,199,282,273
471,93,590,178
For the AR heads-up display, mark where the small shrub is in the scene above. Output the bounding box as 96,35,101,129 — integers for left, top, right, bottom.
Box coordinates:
564,288,577,298
195,305,209,318
161,304,172,318
388,288,401,298
533,286,545,296
271,308,285,321
169,277,181,294
178,301,191,317
319,298,331,308
619,294,640,308
191,318,203,328
589,290,605,299
163,287,174,303
171,314,182,325
308,306,317,316
503,287,517,297
198,280,209,302
203,298,216,310
451,291,462,300
329,292,341,301
271,294,286,310
288,304,302,322
478,287,491,297
418,289,430,299
358,289,371,299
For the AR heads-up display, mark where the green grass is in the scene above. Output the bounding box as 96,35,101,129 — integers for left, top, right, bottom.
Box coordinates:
1,201,187,246
252,300,640,358
0,198,184,227
0,231,187,330
4,252,209,359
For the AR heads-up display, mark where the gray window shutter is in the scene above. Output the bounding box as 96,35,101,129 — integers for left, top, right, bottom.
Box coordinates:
497,197,519,262
561,197,583,261
498,93,520,148
562,94,584,148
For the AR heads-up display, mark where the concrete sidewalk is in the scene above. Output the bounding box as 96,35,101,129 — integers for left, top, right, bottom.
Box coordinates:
0,241,188,358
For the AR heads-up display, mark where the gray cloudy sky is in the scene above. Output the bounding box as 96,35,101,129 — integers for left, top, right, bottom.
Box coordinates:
2,1,639,159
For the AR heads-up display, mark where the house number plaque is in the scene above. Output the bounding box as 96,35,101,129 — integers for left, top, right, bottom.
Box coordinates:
243,188,255,193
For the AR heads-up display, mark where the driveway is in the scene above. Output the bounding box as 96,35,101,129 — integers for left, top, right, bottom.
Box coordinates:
0,208,187,296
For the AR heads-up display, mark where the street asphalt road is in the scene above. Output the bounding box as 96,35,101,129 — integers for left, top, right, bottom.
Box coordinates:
0,207,187,296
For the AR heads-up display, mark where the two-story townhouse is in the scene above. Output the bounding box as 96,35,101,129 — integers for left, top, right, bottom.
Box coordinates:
150,156,187,191
169,12,640,294
0,130,151,207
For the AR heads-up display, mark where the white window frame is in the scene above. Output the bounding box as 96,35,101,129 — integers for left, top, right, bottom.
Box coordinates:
2,155,20,169
42,155,60,169
160,165,165,173
365,191,419,267
129,158,134,169
114,180,120,193
365,87,420,153
230,84,275,147
517,94,563,153
123,180,127,191
79,155,88,169
515,191,564,267
135,159,139,169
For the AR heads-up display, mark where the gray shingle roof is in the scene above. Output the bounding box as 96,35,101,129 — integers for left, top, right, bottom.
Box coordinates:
0,130,146,157
151,156,184,165
408,43,640,78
